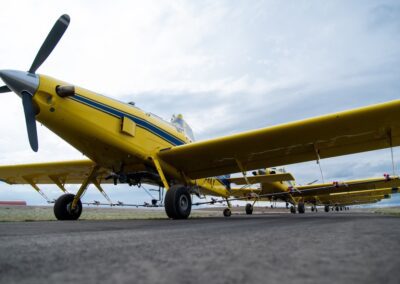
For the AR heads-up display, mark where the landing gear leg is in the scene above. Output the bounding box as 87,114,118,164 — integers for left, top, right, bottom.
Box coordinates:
54,165,99,221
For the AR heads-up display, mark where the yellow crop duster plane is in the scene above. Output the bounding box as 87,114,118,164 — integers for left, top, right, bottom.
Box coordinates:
226,169,400,214
1,15,400,220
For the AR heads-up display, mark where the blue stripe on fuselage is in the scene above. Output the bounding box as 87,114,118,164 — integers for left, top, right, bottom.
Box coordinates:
70,94,186,146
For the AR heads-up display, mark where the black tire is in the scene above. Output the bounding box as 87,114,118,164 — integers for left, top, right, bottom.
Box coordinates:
223,208,232,217
290,205,296,214
164,185,191,219
311,206,315,212
324,205,330,212
54,193,82,220
245,203,253,215
298,202,305,214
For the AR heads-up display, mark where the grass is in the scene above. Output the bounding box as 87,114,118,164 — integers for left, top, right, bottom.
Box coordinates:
2,205,399,222
0,206,219,222
372,207,400,217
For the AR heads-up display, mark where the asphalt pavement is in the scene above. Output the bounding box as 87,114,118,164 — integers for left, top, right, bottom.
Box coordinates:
0,212,399,284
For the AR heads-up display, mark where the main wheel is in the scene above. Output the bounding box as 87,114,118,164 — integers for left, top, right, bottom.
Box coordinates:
164,185,192,219
324,205,330,212
311,206,315,212
245,203,253,215
290,205,296,214
298,202,305,214
54,193,82,220
223,208,232,217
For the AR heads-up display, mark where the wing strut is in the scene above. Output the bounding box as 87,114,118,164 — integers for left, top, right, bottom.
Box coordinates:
92,178,113,205
235,158,251,185
152,156,170,190
22,177,51,203
48,175,69,193
313,143,325,184
387,128,397,176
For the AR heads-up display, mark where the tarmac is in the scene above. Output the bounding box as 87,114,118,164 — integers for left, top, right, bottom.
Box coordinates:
0,212,399,284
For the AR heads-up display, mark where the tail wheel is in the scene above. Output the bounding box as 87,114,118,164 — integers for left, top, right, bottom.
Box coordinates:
54,193,82,220
164,185,192,219
245,203,253,215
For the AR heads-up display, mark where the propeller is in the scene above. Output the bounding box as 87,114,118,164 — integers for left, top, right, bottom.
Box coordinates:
21,91,38,152
29,14,70,74
0,14,70,152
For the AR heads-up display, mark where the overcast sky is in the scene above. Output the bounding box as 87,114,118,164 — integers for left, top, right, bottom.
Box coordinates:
0,0,400,206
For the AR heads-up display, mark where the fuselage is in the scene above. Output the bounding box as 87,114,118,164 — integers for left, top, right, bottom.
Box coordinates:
33,74,229,197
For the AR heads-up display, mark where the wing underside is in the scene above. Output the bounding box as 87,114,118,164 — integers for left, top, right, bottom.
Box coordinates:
0,160,112,185
158,100,400,179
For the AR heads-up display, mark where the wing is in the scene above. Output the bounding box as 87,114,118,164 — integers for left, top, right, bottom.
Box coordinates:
295,176,400,197
158,100,400,179
0,160,112,185
228,176,400,199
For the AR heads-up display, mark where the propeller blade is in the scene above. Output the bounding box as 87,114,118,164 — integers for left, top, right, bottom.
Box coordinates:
28,14,70,74
21,91,38,152
0,85,11,93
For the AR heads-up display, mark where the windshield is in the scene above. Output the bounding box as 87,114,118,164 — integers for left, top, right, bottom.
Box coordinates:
171,114,195,142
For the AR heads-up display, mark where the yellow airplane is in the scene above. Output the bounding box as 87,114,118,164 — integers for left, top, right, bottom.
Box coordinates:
227,169,400,214
1,14,400,220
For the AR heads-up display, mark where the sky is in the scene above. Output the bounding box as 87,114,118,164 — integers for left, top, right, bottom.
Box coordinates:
0,0,400,206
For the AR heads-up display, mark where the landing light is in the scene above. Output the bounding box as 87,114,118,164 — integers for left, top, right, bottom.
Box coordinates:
56,85,75,97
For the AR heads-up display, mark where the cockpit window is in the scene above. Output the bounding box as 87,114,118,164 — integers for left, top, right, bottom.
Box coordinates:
171,114,195,141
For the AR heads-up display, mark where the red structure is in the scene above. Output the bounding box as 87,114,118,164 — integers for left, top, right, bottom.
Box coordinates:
0,201,27,206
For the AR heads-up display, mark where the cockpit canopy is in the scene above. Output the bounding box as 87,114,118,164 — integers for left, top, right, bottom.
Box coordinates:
125,100,195,142
171,114,195,142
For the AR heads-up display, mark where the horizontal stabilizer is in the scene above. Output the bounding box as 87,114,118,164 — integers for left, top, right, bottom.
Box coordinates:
228,173,294,185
